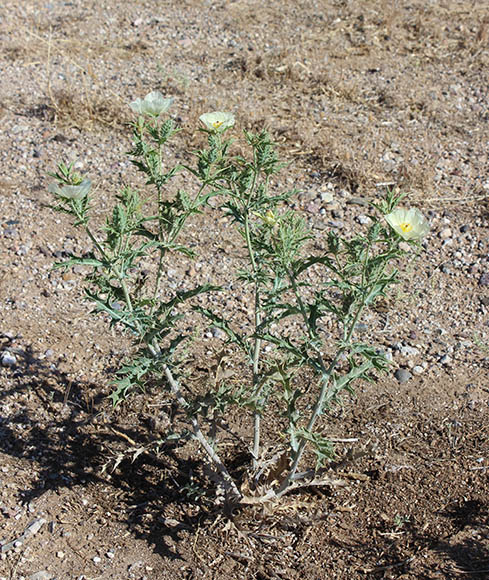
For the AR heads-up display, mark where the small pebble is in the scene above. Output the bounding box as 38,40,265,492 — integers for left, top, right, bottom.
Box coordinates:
29,572,53,580
478,273,489,287
106,551,115,559
439,354,452,365
56,551,64,558
440,264,451,274
356,214,371,225
394,369,412,384
412,365,425,375
320,191,334,203
399,345,419,357
439,227,452,239
93,556,101,564
211,327,226,340
3,227,18,238
1,352,16,367
328,220,344,229
128,560,144,573
306,202,320,213
25,518,46,536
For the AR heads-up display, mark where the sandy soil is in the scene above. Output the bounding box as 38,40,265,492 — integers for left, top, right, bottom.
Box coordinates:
1,1,488,578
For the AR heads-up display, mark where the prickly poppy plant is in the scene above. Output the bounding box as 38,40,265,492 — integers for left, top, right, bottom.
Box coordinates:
48,94,429,504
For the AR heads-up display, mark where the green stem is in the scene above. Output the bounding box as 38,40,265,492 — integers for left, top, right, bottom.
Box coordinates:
252,302,262,468
150,135,166,312
277,241,386,495
243,212,263,468
75,206,137,325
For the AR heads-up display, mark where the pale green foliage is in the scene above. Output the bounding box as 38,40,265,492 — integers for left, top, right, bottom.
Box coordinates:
48,98,427,503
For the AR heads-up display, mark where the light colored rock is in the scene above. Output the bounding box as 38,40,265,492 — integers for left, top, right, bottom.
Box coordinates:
25,518,46,537
29,572,53,580
399,345,419,357
439,227,452,239
439,354,452,365
1,351,16,367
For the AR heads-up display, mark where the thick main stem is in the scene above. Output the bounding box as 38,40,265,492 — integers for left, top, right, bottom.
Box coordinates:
243,213,263,469
252,294,262,468
163,365,241,501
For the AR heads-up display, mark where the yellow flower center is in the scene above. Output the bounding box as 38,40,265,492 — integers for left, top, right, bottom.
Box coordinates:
264,210,277,226
400,222,413,233
212,120,224,128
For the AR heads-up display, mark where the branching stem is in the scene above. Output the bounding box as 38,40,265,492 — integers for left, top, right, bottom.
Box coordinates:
148,342,242,502
277,241,387,495
75,207,136,317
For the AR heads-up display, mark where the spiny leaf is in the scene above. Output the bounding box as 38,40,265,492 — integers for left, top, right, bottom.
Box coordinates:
53,257,105,270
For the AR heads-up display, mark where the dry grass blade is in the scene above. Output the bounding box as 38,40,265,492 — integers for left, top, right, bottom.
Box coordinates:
361,555,416,573
19,27,130,130
450,567,489,575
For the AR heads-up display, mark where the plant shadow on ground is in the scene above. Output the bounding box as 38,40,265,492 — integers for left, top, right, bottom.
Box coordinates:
1,345,489,576
433,500,489,578
364,500,489,578
0,344,228,562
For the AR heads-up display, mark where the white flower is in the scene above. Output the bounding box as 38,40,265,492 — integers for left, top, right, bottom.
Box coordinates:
199,111,235,132
48,179,91,200
385,207,429,240
129,91,173,117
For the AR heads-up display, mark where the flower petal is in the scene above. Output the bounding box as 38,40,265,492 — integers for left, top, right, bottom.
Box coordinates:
129,97,144,114
129,91,173,116
49,179,91,200
385,207,429,240
199,111,235,132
